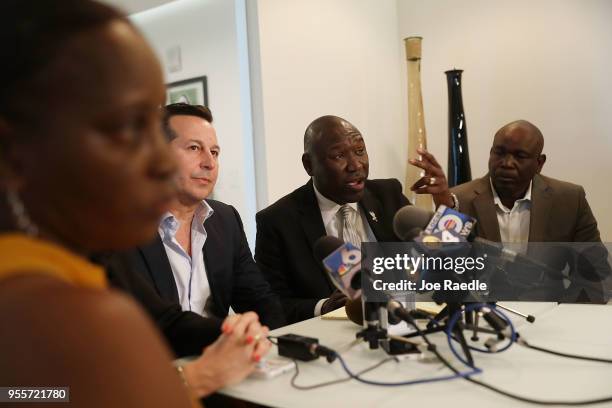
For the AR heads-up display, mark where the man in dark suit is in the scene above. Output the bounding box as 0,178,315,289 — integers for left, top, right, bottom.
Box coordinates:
255,115,454,323
95,252,222,357
128,103,284,329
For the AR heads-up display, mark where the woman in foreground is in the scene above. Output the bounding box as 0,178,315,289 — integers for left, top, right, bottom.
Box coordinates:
0,1,269,406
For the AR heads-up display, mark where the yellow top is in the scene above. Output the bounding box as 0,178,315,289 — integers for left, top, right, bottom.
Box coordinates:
0,234,204,407
0,233,107,289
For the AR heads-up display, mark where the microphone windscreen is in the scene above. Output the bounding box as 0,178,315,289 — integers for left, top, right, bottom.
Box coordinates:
345,297,363,326
393,205,433,241
403,227,423,242
313,235,344,262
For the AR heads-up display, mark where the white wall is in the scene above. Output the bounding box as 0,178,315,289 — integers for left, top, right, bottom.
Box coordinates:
396,0,612,240
131,0,258,246
249,0,407,205
129,0,612,242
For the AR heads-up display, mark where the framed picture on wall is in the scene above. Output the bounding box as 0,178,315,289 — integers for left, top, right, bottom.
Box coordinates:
166,76,208,106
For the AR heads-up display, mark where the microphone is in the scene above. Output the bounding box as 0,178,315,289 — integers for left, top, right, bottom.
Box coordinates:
392,206,433,241
313,236,344,264
425,205,476,237
313,237,402,331
419,205,559,278
468,234,561,281
345,298,364,325
313,236,362,300
386,299,417,326
394,204,560,280
386,299,438,325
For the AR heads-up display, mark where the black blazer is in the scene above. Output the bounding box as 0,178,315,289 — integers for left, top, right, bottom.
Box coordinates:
94,252,222,358
127,200,285,330
255,178,410,323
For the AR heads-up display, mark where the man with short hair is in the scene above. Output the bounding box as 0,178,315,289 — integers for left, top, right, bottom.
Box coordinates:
450,120,600,243
255,115,452,323
127,103,285,329
440,120,609,302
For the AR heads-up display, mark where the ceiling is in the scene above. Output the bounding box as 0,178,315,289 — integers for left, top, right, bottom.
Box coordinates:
100,0,179,15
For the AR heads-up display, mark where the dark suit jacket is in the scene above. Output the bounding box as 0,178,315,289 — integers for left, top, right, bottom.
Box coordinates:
126,200,285,330
93,252,222,358
255,178,410,323
451,174,610,302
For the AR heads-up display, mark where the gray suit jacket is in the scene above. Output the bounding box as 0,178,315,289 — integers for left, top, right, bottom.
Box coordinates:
450,174,609,302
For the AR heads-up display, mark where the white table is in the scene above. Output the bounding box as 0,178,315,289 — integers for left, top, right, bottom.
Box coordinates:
220,302,612,408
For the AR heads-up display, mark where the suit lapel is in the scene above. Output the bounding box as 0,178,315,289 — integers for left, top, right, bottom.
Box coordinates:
201,209,223,317
298,181,334,292
139,235,180,303
298,181,328,253
528,175,552,242
359,185,393,241
472,177,502,242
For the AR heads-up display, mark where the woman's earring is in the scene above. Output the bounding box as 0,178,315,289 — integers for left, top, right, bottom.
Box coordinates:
6,188,39,237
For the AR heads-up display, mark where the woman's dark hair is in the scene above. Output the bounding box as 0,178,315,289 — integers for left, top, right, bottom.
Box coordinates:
162,103,214,141
0,0,125,119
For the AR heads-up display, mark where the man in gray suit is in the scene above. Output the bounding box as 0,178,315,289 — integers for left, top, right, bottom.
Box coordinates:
417,120,610,302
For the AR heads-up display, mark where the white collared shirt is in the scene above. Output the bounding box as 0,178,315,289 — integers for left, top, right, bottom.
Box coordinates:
490,178,532,246
313,183,376,244
158,201,214,317
312,182,376,316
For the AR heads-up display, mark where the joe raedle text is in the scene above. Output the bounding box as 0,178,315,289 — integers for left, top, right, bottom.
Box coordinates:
371,279,488,292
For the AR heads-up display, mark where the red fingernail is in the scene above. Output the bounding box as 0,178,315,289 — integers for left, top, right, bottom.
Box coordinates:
246,335,254,344
253,354,261,362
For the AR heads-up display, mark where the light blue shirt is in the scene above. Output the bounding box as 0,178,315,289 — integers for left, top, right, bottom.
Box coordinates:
158,201,214,316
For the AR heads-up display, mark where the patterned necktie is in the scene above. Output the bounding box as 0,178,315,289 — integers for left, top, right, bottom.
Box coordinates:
339,204,362,248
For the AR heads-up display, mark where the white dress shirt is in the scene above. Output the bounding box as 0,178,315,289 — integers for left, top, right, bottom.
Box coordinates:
312,183,376,316
158,201,214,317
490,178,532,249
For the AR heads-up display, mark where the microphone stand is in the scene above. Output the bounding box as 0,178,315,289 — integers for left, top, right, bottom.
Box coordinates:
401,302,504,365
495,302,536,323
356,301,388,349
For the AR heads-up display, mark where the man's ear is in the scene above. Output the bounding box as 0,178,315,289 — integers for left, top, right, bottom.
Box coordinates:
302,153,313,176
536,154,547,173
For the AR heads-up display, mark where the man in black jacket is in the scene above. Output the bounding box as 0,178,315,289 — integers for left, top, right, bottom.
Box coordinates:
96,252,221,357
126,104,285,330
95,252,272,403
255,115,453,323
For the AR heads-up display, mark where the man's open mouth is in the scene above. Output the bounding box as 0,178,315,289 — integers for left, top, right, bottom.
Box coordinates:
346,178,365,189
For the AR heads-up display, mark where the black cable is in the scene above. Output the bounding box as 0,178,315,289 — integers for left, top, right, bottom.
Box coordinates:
428,343,612,406
408,308,612,406
519,339,612,364
290,356,396,390
462,375,612,406
284,307,612,404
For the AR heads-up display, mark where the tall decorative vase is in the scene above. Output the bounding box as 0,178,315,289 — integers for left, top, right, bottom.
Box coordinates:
445,69,472,187
404,37,433,210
